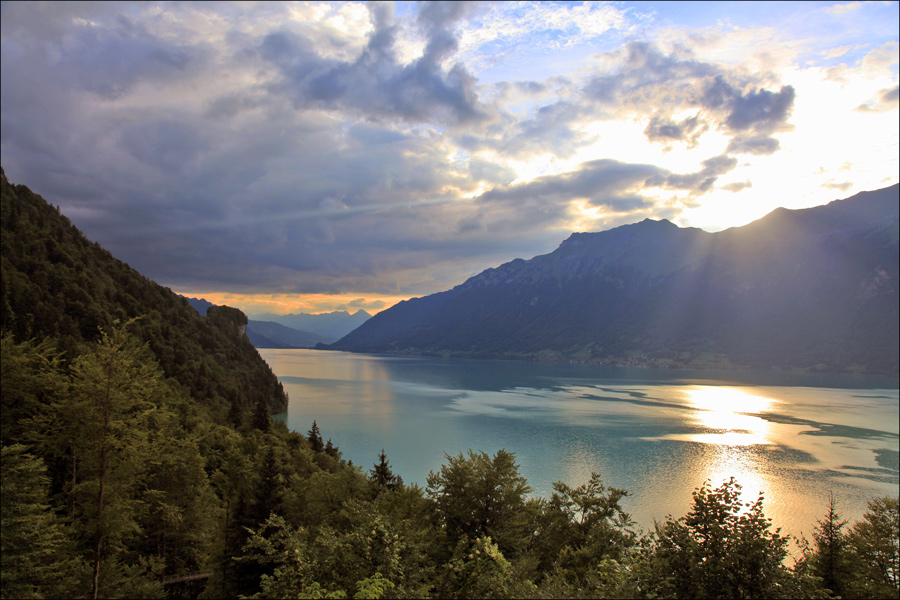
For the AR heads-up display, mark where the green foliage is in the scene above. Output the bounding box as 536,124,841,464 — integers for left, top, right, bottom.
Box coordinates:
533,472,637,595
645,478,796,599
810,494,851,597
1,444,84,598
437,535,526,599
370,449,403,492
309,420,324,453
353,573,394,599
63,322,164,597
844,496,899,598
0,334,64,443
426,449,532,557
0,169,287,417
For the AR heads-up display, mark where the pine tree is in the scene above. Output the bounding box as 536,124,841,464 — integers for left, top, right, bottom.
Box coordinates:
812,493,850,597
308,421,324,453
1,444,83,598
370,449,403,491
62,322,164,599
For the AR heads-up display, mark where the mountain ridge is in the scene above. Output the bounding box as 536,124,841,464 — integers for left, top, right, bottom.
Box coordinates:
0,168,288,414
329,185,899,374
182,296,332,348
248,309,371,342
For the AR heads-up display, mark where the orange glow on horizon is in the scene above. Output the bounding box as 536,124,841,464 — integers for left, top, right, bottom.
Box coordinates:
171,290,410,316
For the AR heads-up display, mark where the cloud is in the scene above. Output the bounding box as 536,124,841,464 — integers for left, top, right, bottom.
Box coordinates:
721,181,753,193
335,297,386,311
479,159,661,212
721,84,796,132
478,100,592,158
648,155,739,194
644,113,707,148
256,1,490,126
861,41,899,74
823,180,853,192
855,85,900,112
578,43,796,155
452,40,799,164
477,154,738,224
825,2,862,16
726,135,781,155
1,2,895,305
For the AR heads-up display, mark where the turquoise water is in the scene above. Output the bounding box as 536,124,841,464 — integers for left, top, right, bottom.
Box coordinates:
260,349,899,542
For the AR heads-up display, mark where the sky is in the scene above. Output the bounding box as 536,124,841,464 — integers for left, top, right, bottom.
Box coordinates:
1,1,898,315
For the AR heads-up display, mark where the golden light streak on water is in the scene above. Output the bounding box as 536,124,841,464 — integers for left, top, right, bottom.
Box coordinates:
685,386,776,446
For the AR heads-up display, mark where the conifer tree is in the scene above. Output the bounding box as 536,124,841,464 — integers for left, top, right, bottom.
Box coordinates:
63,322,164,599
811,493,850,597
1,444,83,598
370,449,403,491
308,421,324,453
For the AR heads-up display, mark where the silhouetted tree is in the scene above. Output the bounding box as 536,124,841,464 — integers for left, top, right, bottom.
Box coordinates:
370,449,403,492
812,493,850,597
307,421,323,453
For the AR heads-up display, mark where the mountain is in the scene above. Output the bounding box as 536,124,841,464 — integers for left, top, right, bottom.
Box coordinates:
248,310,372,343
0,168,287,414
184,295,216,315
330,185,899,375
182,296,329,348
245,320,329,348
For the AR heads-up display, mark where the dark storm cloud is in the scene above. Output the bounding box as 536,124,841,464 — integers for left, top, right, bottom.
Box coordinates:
118,117,211,174
0,0,486,296
258,1,489,125
2,3,202,100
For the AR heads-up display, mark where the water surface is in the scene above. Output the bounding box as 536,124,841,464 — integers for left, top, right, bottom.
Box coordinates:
261,349,899,543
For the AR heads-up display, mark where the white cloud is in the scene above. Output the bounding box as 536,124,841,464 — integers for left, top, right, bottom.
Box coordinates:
825,2,863,16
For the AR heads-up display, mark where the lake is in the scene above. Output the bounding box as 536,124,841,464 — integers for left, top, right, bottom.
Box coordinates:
260,349,899,544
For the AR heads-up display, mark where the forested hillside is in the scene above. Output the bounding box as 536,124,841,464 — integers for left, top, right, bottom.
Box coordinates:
1,168,897,600
1,168,286,415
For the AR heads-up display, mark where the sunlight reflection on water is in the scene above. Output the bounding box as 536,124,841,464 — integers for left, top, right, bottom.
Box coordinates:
262,349,899,549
